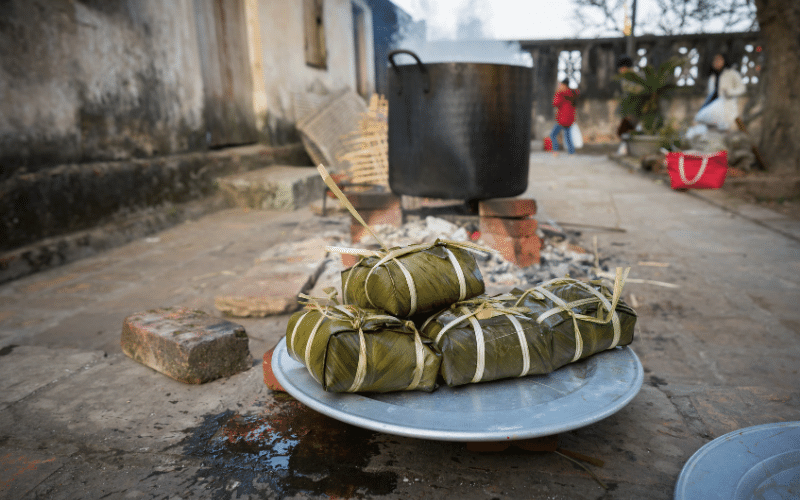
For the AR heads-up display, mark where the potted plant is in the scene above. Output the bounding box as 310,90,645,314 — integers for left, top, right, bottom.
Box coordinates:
618,58,680,156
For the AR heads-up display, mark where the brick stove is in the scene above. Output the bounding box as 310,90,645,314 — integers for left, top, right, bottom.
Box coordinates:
342,190,542,268
478,198,542,267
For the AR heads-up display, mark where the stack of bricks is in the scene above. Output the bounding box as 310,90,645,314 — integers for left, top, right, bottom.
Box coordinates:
478,198,541,267
343,190,402,267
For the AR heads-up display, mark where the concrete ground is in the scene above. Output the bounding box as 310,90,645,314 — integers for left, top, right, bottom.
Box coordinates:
1,152,799,499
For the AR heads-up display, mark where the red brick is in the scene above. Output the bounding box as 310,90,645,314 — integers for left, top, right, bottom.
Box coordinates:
121,307,252,384
350,203,402,243
342,254,359,268
479,216,538,238
262,347,286,392
345,191,401,210
481,232,542,267
479,198,537,218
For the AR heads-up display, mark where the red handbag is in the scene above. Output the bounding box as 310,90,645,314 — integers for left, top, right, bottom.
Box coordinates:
665,151,728,189
543,137,553,152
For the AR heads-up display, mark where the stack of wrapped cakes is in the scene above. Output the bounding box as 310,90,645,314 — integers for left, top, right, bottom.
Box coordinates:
283,167,638,394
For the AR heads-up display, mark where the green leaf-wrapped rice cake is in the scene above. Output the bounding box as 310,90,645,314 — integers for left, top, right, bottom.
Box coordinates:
340,240,487,318
316,163,488,318
420,298,553,387
285,303,441,393
420,268,636,387
509,269,637,369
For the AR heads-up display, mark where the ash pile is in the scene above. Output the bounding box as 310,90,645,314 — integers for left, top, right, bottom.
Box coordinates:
332,216,627,290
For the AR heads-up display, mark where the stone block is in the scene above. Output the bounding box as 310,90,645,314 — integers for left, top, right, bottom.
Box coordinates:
121,307,252,384
479,217,538,238
350,199,402,244
214,271,314,317
216,165,324,210
305,257,346,298
255,238,330,274
478,198,537,218
345,191,401,210
480,232,542,267
216,239,329,317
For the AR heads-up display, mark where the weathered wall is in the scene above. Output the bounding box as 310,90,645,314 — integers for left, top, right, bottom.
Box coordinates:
0,0,210,179
195,0,258,148
1,0,378,273
253,0,374,144
0,144,311,279
520,32,764,142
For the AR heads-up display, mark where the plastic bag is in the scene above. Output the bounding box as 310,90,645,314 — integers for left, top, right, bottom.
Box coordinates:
570,123,584,149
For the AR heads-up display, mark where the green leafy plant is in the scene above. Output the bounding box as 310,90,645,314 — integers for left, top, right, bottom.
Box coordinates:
658,120,688,151
618,59,681,135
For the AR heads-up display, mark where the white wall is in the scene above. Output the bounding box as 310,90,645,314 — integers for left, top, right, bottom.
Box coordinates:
251,0,374,142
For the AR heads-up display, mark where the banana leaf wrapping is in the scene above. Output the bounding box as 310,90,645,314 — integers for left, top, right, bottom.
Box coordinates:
339,240,487,318
285,302,441,393
509,271,637,369
420,268,637,387
420,297,554,387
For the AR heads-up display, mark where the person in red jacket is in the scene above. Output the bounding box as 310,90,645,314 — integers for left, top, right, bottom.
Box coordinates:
550,79,579,154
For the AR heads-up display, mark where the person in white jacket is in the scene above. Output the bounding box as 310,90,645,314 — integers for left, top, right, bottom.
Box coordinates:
694,53,746,130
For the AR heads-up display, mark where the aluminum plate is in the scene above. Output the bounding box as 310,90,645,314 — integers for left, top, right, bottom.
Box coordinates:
272,339,643,441
674,421,800,500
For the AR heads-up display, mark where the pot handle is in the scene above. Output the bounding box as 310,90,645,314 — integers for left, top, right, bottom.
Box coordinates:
388,49,430,94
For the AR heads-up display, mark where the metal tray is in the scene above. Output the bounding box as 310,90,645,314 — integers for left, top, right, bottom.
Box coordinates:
674,421,800,500
272,339,643,441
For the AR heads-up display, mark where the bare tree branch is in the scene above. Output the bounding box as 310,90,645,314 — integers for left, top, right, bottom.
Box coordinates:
573,0,758,37
573,0,627,36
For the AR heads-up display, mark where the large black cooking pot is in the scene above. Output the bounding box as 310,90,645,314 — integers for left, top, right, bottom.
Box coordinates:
387,49,533,200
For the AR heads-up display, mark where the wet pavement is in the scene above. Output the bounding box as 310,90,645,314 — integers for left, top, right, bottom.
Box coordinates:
1,152,799,499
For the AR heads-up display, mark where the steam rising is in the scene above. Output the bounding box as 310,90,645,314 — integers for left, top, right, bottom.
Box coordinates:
391,39,533,67
391,0,532,68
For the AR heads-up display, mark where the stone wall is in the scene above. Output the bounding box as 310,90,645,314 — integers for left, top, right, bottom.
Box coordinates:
520,32,764,142
0,0,210,178
195,0,259,149
0,0,371,257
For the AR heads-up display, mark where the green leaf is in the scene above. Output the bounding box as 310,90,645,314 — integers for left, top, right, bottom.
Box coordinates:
617,58,682,134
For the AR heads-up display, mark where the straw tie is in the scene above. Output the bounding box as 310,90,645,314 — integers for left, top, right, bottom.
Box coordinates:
318,161,492,316
296,294,429,392
425,299,531,383
514,267,630,362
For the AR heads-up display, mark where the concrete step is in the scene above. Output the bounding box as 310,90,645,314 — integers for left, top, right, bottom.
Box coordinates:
1,143,311,254
0,143,313,284
216,165,324,210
